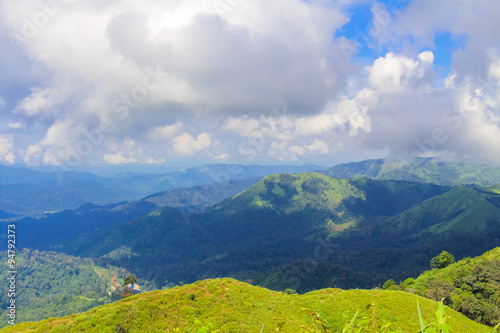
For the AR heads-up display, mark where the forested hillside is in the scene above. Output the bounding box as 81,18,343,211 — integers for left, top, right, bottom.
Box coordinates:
0,250,142,327
389,247,500,326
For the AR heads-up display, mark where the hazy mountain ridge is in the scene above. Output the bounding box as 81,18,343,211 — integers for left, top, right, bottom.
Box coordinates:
320,158,500,186
0,164,321,217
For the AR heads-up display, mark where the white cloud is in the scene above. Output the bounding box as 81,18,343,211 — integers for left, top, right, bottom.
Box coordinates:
0,134,15,164
146,123,183,141
2,1,500,166
102,138,150,164
213,153,230,163
289,145,305,156
103,152,138,165
306,139,329,154
22,144,42,165
0,0,354,165
223,117,260,138
368,51,434,94
173,132,211,156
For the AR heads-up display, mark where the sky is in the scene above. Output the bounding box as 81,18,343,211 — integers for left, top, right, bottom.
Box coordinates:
0,0,500,171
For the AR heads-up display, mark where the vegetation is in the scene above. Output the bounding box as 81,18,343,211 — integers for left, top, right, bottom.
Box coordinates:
16,172,500,296
0,278,491,332
49,173,453,290
431,251,455,269
10,170,500,329
320,158,500,186
0,249,147,328
0,164,317,218
392,248,500,326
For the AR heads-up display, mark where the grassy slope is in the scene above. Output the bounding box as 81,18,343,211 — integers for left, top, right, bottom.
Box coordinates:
218,172,449,219
377,185,500,238
1,278,490,333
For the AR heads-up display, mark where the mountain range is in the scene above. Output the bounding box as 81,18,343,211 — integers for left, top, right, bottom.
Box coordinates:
0,164,321,217
4,158,500,329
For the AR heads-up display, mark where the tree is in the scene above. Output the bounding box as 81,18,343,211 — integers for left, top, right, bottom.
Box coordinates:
123,275,137,292
382,279,396,290
431,251,455,269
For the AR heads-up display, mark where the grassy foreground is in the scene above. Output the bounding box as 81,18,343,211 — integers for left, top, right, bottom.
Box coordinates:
1,278,492,332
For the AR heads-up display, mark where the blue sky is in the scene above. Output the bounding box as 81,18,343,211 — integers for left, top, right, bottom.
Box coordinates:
335,1,468,78
0,0,499,170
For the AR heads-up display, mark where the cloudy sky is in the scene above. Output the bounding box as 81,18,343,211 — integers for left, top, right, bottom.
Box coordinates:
1,0,500,171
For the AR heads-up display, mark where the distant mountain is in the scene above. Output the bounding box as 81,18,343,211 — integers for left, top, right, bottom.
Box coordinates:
13,178,261,251
15,200,157,251
375,184,500,244
12,172,500,329
47,173,453,290
143,178,260,208
319,158,500,186
1,278,488,332
0,209,16,219
0,163,321,217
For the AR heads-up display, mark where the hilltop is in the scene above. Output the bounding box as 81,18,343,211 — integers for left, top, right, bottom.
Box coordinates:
0,278,490,332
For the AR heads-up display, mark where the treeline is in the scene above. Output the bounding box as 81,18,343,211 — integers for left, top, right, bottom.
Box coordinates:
385,248,500,326
0,249,134,328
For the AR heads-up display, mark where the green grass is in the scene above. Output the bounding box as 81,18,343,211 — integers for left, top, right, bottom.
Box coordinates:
1,278,491,332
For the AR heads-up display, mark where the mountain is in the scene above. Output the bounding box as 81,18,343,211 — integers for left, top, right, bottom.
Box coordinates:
0,164,321,217
375,184,500,245
319,158,500,186
0,250,138,328
0,278,489,332
0,209,16,219
13,178,260,252
142,178,260,208
40,172,451,290
14,200,158,251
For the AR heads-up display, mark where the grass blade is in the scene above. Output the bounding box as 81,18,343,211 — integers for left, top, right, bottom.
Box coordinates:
417,296,425,333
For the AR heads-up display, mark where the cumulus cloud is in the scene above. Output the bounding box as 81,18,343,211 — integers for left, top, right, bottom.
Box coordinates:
0,134,16,164
1,0,500,167
213,153,230,163
146,123,183,141
173,132,212,156
368,51,434,94
0,0,354,166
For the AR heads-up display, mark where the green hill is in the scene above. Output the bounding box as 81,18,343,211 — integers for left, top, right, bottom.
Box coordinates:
320,158,500,186
0,250,145,328
0,278,491,332
54,173,449,290
395,248,500,326
376,185,500,239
